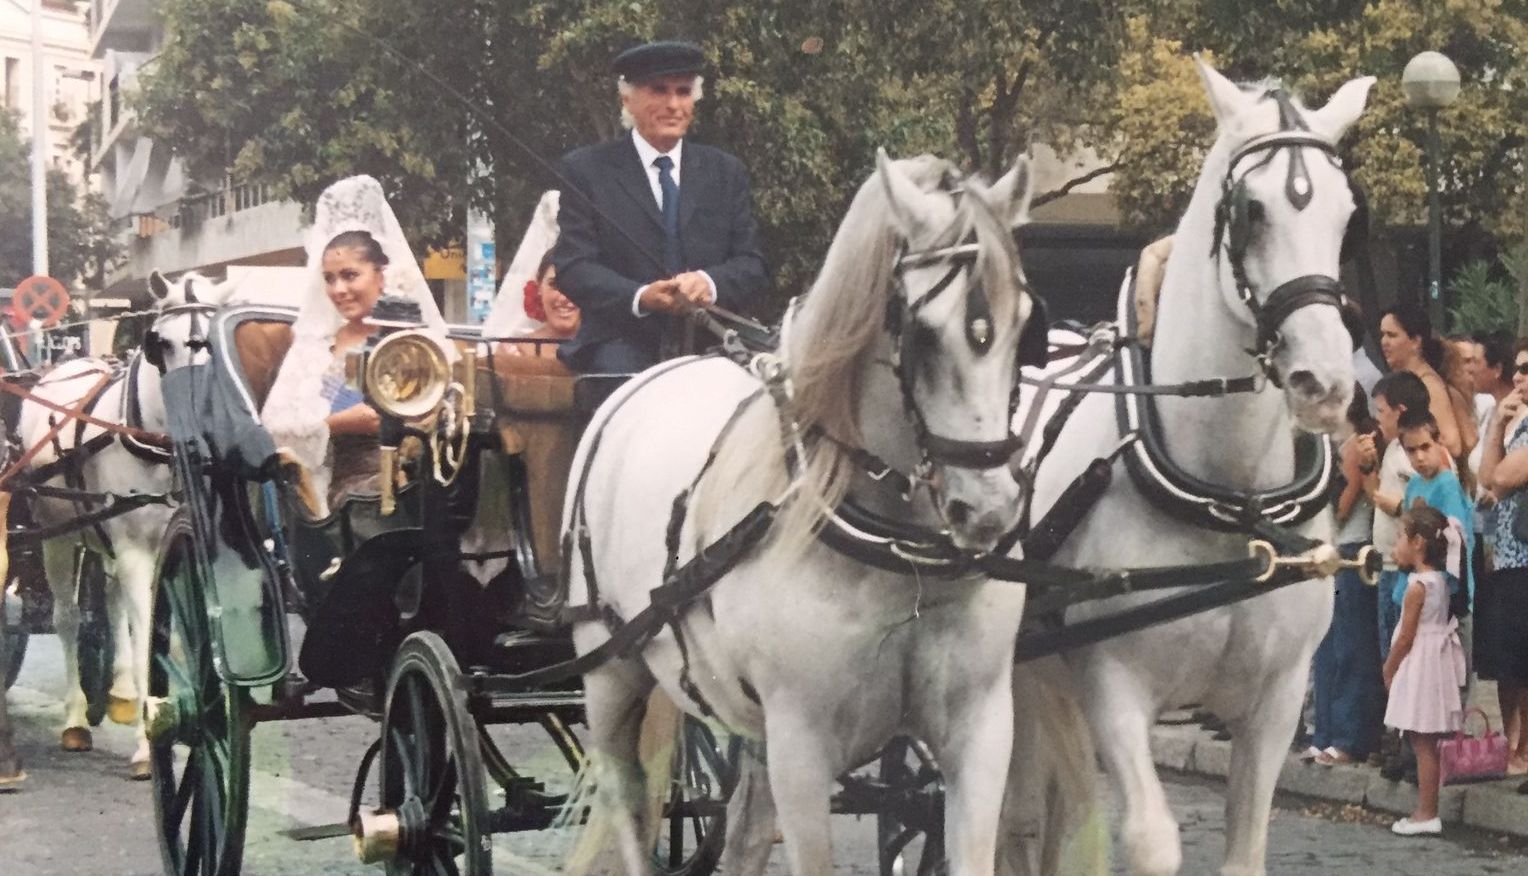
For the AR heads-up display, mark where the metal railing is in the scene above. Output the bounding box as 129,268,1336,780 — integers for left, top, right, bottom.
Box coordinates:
121,182,279,239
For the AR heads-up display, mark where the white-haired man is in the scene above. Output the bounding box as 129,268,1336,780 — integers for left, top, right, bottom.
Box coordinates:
551,41,769,372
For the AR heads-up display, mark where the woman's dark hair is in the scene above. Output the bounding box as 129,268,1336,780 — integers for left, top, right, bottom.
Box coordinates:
324,230,390,268
535,250,556,284
1382,303,1442,369
1345,381,1376,435
1401,504,1450,571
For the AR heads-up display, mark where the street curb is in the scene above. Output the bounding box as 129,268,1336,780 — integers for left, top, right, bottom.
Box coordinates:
1149,724,1528,839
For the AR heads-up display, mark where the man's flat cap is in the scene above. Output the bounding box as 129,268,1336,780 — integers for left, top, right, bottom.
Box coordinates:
613,41,704,82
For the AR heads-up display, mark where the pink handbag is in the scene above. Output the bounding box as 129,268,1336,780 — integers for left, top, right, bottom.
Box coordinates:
1439,707,1510,785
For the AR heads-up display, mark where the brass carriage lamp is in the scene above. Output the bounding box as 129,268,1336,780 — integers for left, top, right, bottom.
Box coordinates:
1401,50,1461,325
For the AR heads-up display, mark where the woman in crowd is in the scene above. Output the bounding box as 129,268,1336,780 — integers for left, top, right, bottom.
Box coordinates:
261,175,449,517
1476,340,1528,779
1309,385,1384,765
1380,305,1474,462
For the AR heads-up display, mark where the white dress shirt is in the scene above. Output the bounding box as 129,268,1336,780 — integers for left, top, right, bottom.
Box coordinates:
629,130,714,316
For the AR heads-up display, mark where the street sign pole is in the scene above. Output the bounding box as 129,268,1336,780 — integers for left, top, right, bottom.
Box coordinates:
30,0,48,276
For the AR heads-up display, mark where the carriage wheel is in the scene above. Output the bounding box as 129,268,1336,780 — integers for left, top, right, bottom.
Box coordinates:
653,717,740,876
378,631,491,876
76,550,114,727
147,513,251,876
876,737,946,876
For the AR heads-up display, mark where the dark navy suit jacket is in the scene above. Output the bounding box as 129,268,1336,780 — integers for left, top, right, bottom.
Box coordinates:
551,133,769,371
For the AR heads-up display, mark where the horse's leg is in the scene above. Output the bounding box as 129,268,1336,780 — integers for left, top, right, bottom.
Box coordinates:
0,493,21,784
720,744,777,876
113,544,157,778
578,654,659,876
105,565,137,719
46,539,92,751
929,679,1014,876
1220,664,1307,876
761,708,835,876
1086,667,1178,876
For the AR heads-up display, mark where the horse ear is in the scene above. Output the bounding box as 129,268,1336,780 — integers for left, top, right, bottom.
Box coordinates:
876,147,927,238
1308,75,1376,142
987,154,1034,229
1195,55,1251,127
148,271,170,300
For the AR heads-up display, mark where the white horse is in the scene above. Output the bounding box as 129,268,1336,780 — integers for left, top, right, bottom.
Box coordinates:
561,151,1060,876
15,271,217,778
999,61,1374,876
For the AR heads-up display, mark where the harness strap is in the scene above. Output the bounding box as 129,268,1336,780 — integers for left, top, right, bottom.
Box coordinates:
0,372,112,488
489,501,779,691
0,377,170,449
1015,563,1308,662
6,491,173,547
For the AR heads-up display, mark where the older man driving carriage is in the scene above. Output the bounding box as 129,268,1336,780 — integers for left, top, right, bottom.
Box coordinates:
552,40,770,373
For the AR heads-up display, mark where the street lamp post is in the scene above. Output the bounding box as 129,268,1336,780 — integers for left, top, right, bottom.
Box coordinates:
1402,51,1461,327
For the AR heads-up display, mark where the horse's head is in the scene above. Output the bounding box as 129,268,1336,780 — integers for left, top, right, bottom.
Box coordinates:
142,270,230,373
872,150,1043,551
1197,59,1374,432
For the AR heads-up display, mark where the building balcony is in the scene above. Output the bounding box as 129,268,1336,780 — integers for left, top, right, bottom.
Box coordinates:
104,183,307,293
88,0,157,58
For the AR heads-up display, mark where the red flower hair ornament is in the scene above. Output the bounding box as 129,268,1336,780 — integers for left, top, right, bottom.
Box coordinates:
523,279,547,322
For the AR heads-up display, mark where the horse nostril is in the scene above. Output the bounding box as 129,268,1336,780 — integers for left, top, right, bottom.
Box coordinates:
946,499,973,528
1286,370,1324,397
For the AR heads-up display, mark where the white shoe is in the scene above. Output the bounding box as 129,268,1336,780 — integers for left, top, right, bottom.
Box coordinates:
1391,817,1442,836
1297,745,1324,761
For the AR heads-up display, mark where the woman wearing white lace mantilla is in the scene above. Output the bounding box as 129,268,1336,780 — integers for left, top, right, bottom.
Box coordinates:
262,175,449,517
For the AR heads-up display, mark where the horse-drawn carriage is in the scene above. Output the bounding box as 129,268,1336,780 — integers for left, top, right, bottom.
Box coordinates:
137,289,965,876
3,60,1394,876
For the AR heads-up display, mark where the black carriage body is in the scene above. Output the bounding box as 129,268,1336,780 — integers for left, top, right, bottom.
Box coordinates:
196,304,565,690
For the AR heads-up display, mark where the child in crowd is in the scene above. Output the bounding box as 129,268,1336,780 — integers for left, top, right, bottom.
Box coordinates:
1359,372,1430,655
1396,409,1475,685
1383,506,1468,836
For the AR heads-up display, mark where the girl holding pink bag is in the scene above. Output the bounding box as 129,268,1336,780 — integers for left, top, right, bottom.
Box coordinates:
1383,505,1469,836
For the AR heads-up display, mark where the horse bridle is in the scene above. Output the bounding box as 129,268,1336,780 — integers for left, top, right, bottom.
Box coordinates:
143,303,218,374
881,175,1050,475
1211,89,1366,386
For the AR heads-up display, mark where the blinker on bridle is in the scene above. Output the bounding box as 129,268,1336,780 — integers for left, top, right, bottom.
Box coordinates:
879,172,1050,475
1212,88,1365,387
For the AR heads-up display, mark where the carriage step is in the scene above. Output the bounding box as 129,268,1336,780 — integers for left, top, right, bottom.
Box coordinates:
283,822,351,842
491,630,571,652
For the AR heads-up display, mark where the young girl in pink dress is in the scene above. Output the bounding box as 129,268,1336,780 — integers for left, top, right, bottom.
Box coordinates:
1383,505,1468,836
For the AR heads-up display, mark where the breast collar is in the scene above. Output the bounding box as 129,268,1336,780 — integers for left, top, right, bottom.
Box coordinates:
1112,269,1334,531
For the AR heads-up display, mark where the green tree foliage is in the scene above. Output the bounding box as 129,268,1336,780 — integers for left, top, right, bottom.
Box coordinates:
1446,256,1519,335
1108,0,1527,260
0,111,118,290
136,0,1526,311
136,0,1129,306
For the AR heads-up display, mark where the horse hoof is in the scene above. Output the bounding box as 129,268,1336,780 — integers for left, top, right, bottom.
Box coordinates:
129,759,152,781
60,727,93,752
108,696,138,726
0,770,27,792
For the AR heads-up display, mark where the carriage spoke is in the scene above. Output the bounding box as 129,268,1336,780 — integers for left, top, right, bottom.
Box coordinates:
405,676,434,794
170,752,200,829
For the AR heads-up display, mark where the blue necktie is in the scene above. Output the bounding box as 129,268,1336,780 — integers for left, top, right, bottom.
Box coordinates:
653,155,682,274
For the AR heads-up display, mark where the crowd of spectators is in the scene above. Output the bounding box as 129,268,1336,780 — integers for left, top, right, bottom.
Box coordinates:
1306,305,1528,835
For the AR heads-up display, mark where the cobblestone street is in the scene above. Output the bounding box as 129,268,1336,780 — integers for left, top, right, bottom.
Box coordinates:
3,636,1526,874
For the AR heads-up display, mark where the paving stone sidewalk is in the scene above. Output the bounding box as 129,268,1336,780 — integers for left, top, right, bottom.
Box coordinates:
1151,710,1528,839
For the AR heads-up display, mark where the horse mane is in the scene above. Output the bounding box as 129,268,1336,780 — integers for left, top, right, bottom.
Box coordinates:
692,154,1024,556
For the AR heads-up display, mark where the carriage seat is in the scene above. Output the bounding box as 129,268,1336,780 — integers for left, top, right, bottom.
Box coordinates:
1133,235,1174,350
232,320,295,412
491,354,580,576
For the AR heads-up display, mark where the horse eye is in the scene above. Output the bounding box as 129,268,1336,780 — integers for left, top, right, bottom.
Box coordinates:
1246,199,1266,224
